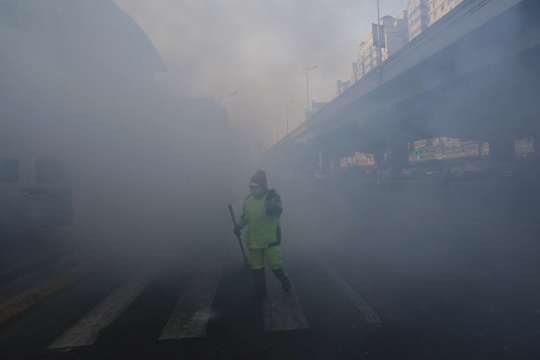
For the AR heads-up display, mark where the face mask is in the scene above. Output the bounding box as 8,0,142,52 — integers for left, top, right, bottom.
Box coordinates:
251,187,263,196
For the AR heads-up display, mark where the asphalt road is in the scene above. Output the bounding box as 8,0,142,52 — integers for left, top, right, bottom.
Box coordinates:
1,180,539,359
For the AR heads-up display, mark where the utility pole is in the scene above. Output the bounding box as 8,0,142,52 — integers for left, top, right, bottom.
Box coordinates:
305,66,317,116
276,116,282,142
285,100,293,135
376,0,384,84
377,0,380,26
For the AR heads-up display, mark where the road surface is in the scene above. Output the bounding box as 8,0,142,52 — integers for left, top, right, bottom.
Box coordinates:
1,180,539,359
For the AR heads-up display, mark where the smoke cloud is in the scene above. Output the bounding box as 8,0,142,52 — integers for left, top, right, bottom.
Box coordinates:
115,0,408,151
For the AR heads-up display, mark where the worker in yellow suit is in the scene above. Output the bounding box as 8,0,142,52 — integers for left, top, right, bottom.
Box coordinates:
234,170,291,299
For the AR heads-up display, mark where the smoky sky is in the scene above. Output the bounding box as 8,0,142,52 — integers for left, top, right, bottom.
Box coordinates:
115,0,407,152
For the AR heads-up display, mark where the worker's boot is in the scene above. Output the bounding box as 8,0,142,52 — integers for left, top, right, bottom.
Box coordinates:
272,267,291,293
251,268,267,300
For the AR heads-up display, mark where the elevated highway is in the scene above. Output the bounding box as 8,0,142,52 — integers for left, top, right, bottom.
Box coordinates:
264,0,540,174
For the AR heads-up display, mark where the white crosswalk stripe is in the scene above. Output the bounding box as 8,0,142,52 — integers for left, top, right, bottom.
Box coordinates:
159,266,222,339
263,267,309,332
47,268,157,349
45,262,314,347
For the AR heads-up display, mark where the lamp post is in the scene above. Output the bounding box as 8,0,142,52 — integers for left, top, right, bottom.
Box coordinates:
285,100,293,135
377,0,380,25
276,115,282,142
305,66,317,115
219,91,237,107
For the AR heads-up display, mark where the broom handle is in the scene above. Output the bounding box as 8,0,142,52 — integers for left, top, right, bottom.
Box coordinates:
228,205,248,262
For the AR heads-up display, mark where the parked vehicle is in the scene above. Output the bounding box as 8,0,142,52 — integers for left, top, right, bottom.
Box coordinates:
450,164,464,177
498,163,518,177
425,167,442,180
400,162,442,179
460,160,499,178
451,159,521,179
0,154,73,234
364,167,376,179
329,168,346,180
314,170,330,182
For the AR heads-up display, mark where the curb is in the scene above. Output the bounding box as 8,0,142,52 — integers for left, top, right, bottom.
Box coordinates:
333,177,539,192
0,251,73,285
0,260,94,323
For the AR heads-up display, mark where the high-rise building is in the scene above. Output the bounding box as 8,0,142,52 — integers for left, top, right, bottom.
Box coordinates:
427,0,465,26
350,62,358,85
408,0,428,40
353,14,409,82
356,34,381,82
381,11,409,62
336,80,350,97
304,100,330,120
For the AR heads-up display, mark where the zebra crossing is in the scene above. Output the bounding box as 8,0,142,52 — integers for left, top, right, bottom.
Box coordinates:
263,267,309,332
47,268,158,349
160,266,222,339
44,254,404,351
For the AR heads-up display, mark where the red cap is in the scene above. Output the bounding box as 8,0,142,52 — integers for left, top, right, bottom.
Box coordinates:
249,170,268,191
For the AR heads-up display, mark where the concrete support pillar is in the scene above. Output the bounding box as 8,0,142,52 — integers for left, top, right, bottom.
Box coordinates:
385,133,408,179
309,149,319,173
488,133,515,161
373,149,385,167
523,118,539,157
318,149,332,173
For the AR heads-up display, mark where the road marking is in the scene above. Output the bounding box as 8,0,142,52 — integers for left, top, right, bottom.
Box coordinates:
263,267,309,332
447,216,540,230
0,260,92,324
311,249,381,324
160,267,222,339
47,268,156,349
0,250,70,282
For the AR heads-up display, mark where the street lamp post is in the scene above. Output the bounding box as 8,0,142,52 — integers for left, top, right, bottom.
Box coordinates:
377,0,380,25
285,100,293,135
276,116,282,142
305,66,317,116
219,91,237,107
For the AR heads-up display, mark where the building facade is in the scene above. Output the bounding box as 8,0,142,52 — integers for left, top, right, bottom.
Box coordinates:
352,14,409,83
349,0,467,87
336,80,350,97
381,11,409,62
305,100,330,120
350,62,358,85
340,152,375,168
408,0,428,40
353,30,381,83
427,0,465,26
408,136,490,162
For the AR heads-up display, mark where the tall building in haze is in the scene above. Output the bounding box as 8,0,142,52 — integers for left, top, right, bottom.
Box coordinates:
408,0,429,40
427,0,465,26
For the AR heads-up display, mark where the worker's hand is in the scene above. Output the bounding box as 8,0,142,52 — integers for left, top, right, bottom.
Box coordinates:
266,189,276,201
234,225,242,237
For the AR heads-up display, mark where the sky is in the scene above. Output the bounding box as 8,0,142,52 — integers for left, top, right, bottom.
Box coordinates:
114,0,408,151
